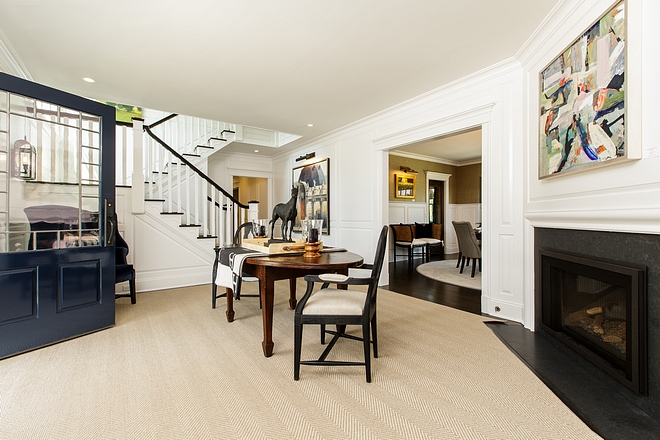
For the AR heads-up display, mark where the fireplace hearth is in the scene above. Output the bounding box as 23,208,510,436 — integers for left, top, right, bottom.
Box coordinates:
540,248,647,394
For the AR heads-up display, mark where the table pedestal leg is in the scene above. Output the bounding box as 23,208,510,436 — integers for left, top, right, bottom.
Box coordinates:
289,278,297,309
260,269,275,357
225,287,235,322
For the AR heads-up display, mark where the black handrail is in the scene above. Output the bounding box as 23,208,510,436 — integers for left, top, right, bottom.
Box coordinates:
143,125,249,209
147,113,178,129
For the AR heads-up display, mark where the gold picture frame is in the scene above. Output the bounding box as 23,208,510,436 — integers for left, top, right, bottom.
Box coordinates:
395,173,416,199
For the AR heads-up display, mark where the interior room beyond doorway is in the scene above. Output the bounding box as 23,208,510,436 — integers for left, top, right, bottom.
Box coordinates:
233,176,269,220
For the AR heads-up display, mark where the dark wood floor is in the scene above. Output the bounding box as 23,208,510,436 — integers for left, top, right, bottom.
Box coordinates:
383,253,482,315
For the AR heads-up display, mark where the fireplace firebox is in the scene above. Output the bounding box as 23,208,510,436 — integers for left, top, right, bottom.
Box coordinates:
540,248,647,394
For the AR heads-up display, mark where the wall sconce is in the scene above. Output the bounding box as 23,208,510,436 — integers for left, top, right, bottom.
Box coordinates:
12,138,36,180
399,166,418,174
296,152,316,162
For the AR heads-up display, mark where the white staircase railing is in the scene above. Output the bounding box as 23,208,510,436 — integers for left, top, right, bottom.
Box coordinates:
116,114,255,247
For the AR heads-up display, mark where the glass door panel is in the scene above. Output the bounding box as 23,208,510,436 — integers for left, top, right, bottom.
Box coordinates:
2,93,101,251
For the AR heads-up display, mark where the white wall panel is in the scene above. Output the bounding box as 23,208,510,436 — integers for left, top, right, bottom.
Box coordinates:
339,134,373,223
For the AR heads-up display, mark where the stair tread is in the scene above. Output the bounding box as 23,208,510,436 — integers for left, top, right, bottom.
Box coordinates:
161,212,184,215
145,198,166,202
183,153,200,157
180,224,202,227
197,235,218,239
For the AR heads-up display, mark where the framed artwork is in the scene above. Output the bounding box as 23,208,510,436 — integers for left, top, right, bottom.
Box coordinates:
395,173,416,199
293,158,329,234
539,0,626,179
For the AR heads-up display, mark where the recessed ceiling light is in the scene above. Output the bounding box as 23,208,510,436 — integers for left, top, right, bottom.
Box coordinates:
82,77,95,83
254,149,259,153
307,124,314,127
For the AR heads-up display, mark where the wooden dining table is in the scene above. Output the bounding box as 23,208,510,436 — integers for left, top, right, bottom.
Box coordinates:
224,251,364,357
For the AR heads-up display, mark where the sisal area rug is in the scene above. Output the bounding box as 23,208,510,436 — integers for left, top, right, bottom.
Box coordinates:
0,282,599,439
417,259,481,290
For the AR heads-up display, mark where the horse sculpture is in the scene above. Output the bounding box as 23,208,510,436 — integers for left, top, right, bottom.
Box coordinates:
269,185,298,242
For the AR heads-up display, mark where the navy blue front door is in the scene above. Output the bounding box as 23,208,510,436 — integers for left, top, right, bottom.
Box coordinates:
0,73,116,359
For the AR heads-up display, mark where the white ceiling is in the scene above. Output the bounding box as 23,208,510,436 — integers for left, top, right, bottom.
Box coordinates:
0,0,558,159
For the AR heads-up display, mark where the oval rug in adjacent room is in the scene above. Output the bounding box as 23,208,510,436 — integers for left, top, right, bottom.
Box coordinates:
416,259,481,290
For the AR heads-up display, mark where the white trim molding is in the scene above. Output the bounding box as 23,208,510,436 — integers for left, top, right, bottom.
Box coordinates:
0,28,32,80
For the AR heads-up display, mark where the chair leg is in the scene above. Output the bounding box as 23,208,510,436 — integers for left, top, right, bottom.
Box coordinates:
294,320,303,381
363,321,372,383
407,247,412,266
129,279,136,304
471,260,477,278
460,256,466,274
371,314,378,358
320,324,326,344
456,252,462,268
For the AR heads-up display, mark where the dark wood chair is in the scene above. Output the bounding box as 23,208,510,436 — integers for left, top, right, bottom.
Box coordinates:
452,221,481,277
211,221,261,308
114,216,136,304
294,225,388,382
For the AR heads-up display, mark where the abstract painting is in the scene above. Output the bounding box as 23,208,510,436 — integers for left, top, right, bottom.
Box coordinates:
292,158,329,234
539,0,625,178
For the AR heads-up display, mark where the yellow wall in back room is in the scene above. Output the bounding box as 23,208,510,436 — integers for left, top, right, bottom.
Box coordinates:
388,155,481,205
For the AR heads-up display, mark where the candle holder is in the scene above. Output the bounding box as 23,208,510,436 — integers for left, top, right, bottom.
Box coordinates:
252,219,268,238
304,241,322,258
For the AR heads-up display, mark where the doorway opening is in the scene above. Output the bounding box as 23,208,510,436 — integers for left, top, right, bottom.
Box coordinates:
385,127,483,314
232,176,269,220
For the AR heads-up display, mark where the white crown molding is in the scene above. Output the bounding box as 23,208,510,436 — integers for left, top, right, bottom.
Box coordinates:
0,27,32,80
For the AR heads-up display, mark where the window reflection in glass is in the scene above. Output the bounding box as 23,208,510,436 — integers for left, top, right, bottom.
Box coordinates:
1,91,102,252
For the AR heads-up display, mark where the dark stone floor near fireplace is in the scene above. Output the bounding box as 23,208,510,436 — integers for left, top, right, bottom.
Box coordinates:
487,321,660,440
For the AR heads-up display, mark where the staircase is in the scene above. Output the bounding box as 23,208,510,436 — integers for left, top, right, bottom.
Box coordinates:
117,113,254,248
114,113,260,292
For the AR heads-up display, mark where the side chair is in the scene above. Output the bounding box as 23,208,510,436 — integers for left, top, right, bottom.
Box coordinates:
452,221,481,278
114,215,136,304
294,225,388,383
211,221,261,309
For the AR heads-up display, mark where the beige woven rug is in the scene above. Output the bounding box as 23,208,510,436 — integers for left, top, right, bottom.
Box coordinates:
0,281,600,439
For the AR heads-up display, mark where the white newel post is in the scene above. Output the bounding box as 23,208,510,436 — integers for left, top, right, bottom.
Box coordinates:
132,118,145,214
248,201,259,221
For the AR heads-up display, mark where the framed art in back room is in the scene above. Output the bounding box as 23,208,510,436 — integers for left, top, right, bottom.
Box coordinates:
539,0,628,179
394,173,416,199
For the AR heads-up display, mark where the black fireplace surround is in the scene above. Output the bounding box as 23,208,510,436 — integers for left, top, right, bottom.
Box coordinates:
540,248,647,394
535,228,660,422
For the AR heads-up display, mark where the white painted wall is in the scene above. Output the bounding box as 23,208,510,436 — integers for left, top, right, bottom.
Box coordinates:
116,186,215,293
241,60,525,324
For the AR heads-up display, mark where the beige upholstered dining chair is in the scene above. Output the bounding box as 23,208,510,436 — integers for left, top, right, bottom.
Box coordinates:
294,225,388,382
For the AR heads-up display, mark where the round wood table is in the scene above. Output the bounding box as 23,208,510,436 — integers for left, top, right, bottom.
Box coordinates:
225,251,364,357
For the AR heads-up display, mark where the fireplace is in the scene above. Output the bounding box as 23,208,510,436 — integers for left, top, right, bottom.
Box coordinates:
540,248,647,394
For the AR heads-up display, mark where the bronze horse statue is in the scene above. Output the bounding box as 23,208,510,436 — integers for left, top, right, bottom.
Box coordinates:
269,185,298,242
